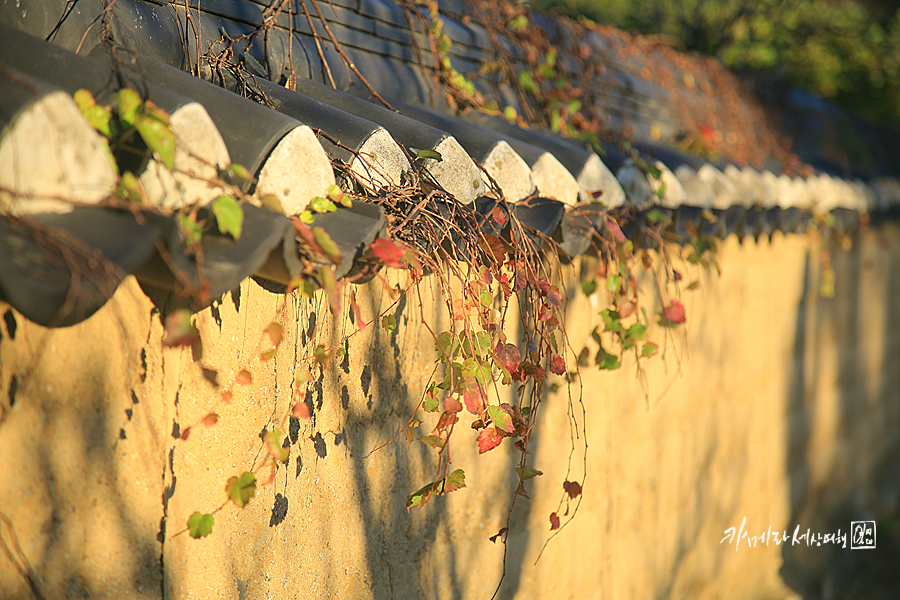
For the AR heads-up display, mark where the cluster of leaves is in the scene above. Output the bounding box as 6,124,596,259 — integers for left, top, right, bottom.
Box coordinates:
534,0,900,127
74,88,248,257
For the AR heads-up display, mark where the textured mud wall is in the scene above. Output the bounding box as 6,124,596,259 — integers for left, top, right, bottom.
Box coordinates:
1,225,899,600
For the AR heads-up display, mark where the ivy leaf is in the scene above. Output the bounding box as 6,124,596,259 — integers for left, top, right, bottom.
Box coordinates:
419,435,445,449
292,401,310,419
581,280,597,296
266,322,283,347
382,314,396,333
463,377,487,415
135,108,175,171
178,215,203,248
641,342,658,358
494,343,521,373
116,88,142,126
370,238,406,268
435,331,459,362
626,323,647,341
74,89,114,138
212,195,244,240
492,205,508,226
515,466,543,481
485,405,514,433
490,527,509,543
415,148,443,161
548,354,566,376
202,413,219,426
116,171,145,203
404,419,421,445
423,394,440,413
480,234,506,262
259,194,284,214
187,512,214,539
443,469,466,493
163,309,200,348
606,218,626,243
477,425,505,454
265,429,289,463
225,472,257,508
550,512,560,531
298,210,315,224
327,184,351,208
313,226,341,265
662,300,687,324
547,286,563,308
440,394,461,413
309,196,337,213
519,362,546,382
563,480,583,499
319,267,341,316
223,163,252,183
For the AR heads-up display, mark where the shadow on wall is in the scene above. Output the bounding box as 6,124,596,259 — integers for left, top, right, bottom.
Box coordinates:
781,225,900,599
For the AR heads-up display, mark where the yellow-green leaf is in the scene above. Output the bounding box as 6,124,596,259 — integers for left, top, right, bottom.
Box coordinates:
212,195,244,240
187,512,214,538
312,226,341,265
225,472,256,508
135,112,176,170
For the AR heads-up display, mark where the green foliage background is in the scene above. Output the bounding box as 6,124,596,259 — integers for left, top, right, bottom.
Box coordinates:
530,0,900,125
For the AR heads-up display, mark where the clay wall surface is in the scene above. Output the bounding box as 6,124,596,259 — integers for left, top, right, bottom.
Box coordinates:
1,225,899,599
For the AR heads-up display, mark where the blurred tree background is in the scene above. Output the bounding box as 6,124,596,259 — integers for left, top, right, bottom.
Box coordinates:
529,0,900,126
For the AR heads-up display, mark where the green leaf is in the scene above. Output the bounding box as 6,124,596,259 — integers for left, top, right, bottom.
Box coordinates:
479,291,493,308
223,163,252,183
225,472,257,508
74,89,114,138
645,209,670,224
600,309,623,333
259,194,284,214
606,274,622,293
509,14,528,31
405,469,466,510
515,466,543,481
423,394,440,413
178,215,203,248
641,342,658,358
419,435,445,449
313,226,341,265
116,171,144,203
265,428,289,463
382,314,396,333
327,184,351,207
187,512,214,539
581,280,597,296
212,195,244,240
116,88,142,126
625,323,647,341
309,196,337,213
435,331,459,362
486,405,514,433
299,210,315,224
415,148,443,161
135,112,176,170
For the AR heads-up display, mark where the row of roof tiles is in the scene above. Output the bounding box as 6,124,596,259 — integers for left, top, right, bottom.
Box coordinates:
1,1,898,328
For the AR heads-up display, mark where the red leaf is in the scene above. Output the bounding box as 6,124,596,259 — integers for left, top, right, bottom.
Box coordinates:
266,322,283,347
491,204,507,226
444,395,463,413
220,391,233,404
536,277,551,295
515,269,527,291
180,426,191,441
549,512,560,531
663,300,687,324
370,238,406,268
549,354,566,376
463,377,487,415
547,285,563,308
606,218,626,243
494,343,521,372
520,362,546,382
163,309,200,347
563,480,583,499
202,413,219,426
477,425,504,454
481,234,506,262
292,402,310,419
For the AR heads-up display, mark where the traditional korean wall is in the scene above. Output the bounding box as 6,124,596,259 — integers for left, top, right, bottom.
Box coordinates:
1,225,899,600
